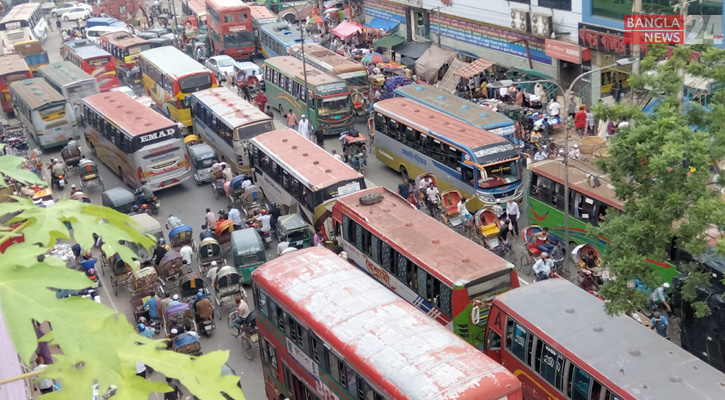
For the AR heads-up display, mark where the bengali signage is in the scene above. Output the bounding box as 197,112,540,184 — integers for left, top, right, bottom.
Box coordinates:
578,23,629,56
545,39,588,64
363,0,406,24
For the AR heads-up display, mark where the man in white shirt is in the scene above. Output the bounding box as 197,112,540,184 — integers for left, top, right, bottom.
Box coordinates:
241,178,253,191
332,149,343,161
532,252,554,281
206,261,219,287
298,114,310,140
166,214,182,230
548,99,561,117
457,197,472,226
534,150,547,162
498,86,509,102
228,206,243,228
418,176,431,206
568,144,580,160
179,244,193,265
506,198,520,238
277,234,291,256
426,183,440,218
492,199,504,219
256,210,272,234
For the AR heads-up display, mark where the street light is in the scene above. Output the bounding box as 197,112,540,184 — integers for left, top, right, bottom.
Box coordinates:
489,57,637,265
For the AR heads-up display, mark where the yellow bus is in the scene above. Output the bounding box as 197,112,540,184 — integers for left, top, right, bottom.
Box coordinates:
138,46,217,128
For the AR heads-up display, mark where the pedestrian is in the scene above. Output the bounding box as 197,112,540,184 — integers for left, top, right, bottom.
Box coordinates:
256,91,267,112
205,208,217,230
650,312,669,339
585,108,595,136
426,182,440,218
332,149,342,161
240,81,250,101
515,88,523,106
286,110,297,129
397,178,410,199
492,199,504,220
46,17,52,31
567,96,576,120
648,282,672,312
574,105,587,136
313,227,325,247
606,120,618,139
548,98,561,119
56,17,61,31
297,114,310,140
506,198,520,237
579,270,600,292
406,191,420,209
612,80,622,103
314,126,324,148
264,105,273,119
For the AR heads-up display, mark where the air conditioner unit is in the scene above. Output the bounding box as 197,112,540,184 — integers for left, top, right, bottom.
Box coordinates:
510,9,529,33
530,13,552,38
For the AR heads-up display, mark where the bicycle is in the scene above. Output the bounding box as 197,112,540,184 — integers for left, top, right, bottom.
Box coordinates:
227,311,259,360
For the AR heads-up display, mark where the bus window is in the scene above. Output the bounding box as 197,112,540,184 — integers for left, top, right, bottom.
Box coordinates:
571,366,592,400
487,329,501,350
536,342,559,387
510,321,528,363
418,133,429,154
381,241,393,273
580,195,597,224
531,175,553,203
461,165,474,187
552,182,565,210
431,140,445,162
396,253,414,288
370,236,382,264
596,203,609,226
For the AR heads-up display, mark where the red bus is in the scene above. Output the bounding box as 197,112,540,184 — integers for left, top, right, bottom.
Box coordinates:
0,53,32,112
60,39,119,92
252,247,523,400
205,0,254,60
485,279,725,400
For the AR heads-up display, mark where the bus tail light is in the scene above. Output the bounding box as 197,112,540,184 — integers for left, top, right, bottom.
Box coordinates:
184,154,190,170
138,167,144,180
177,99,182,109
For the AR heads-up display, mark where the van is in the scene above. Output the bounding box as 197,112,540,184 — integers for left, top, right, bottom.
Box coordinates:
230,228,266,283
86,25,125,44
85,17,125,29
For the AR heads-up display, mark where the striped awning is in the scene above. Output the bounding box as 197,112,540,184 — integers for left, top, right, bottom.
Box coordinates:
453,58,496,79
437,58,469,94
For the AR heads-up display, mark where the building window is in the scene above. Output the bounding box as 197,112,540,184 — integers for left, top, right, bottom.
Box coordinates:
538,0,571,11
509,0,530,3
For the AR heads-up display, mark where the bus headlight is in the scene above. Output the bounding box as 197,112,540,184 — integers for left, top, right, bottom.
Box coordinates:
513,184,523,197
476,193,495,203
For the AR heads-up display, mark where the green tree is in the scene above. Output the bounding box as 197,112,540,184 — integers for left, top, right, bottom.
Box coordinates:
0,152,244,400
594,44,725,317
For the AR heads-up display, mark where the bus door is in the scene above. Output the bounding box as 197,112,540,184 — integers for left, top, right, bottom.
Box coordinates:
483,304,505,364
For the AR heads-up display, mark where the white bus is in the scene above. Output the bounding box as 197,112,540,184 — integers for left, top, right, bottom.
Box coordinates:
0,3,48,43
0,27,33,54
38,61,100,116
189,86,274,176
81,91,192,191
9,78,78,149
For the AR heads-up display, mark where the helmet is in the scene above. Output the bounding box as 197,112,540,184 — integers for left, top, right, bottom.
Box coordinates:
541,252,549,258
196,291,204,300
172,294,179,301
140,204,148,210
137,323,146,331
261,209,268,215
159,238,165,244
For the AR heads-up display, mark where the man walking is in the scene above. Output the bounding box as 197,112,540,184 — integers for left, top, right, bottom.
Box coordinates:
297,114,310,140
492,199,504,220
286,110,297,129
506,198,520,238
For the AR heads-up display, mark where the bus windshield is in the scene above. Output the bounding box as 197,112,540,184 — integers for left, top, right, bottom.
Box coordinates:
179,73,212,92
345,75,368,87
127,44,151,55
39,103,65,116
318,95,351,116
479,160,521,188
318,178,364,202
223,32,254,49
2,72,28,84
88,57,111,67
237,120,274,140
466,271,512,301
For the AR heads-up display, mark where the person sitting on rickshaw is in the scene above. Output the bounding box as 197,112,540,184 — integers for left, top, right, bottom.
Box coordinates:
152,238,168,266
137,323,154,339
62,139,80,155
70,184,80,196
166,214,183,230
200,224,215,241
221,164,233,182
232,296,252,329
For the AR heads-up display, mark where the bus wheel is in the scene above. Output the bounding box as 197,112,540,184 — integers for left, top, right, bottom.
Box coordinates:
399,166,408,181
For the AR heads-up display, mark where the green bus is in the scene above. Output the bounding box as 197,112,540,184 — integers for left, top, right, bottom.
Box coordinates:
263,56,354,136
528,158,677,283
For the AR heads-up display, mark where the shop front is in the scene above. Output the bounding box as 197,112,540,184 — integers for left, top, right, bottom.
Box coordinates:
578,23,634,103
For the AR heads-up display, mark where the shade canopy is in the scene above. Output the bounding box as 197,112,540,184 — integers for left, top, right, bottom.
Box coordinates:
454,58,496,79
437,58,469,93
392,40,432,59
373,35,404,49
332,20,362,38
364,17,399,31
414,45,458,84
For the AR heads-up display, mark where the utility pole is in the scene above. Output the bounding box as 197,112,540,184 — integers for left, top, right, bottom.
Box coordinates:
674,0,691,112
299,23,311,121
434,7,441,46
630,0,641,105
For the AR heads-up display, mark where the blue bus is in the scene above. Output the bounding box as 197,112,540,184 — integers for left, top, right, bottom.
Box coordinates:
395,84,517,143
258,22,312,58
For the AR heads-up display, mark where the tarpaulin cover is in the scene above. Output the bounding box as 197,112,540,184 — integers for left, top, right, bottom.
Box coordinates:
437,58,470,94
454,58,496,78
364,17,399,31
414,45,458,84
392,41,431,59
373,35,404,49
332,20,362,38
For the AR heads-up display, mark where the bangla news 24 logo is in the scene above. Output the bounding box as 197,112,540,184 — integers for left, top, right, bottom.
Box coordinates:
624,14,724,45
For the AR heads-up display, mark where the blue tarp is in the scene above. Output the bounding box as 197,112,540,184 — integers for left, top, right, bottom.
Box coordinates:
364,18,399,31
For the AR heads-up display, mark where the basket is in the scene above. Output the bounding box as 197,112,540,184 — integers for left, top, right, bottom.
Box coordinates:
594,146,610,159
579,136,606,154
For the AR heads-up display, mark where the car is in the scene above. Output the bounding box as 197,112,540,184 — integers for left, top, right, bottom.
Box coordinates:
233,61,264,83
205,55,236,81
61,6,91,21
41,1,57,14
109,86,137,99
50,2,90,17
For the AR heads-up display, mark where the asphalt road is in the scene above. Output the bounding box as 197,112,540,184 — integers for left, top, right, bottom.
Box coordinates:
9,19,549,399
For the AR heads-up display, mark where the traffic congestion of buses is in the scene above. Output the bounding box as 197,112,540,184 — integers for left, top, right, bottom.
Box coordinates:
1,1,725,400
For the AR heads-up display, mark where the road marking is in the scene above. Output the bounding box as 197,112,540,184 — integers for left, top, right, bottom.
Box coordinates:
518,277,530,286
99,278,119,312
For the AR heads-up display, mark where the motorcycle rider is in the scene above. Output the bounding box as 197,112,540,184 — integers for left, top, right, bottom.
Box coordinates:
50,159,65,188
135,179,155,203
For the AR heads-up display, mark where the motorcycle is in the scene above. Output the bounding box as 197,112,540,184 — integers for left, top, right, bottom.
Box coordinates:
132,192,160,215
51,172,66,190
244,219,272,249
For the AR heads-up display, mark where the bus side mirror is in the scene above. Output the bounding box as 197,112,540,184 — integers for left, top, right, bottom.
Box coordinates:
471,305,480,325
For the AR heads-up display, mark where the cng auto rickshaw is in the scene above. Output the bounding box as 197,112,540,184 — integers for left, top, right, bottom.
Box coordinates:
186,142,217,185
276,214,315,249
78,159,104,191
126,213,163,266
230,228,266,284
102,187,136,214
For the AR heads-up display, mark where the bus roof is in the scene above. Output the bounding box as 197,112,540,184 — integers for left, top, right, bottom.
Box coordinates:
248,4,278,22
0,53,30,76
530,158,623,210
252,128,363,190
100,31,149,48
395,84,515,130
206,0,249,9
139,46,208,78
0,2,39,22
186,0,206,15
63,39,112,59
374,98,514,160
190,86,271,129
38,61,94,85
334,186,512,286
288,43,366,74
259,22,310,46
495,279,725,399
254,247,522,400
265,56,347,88
10,78,65,109
82,91,175,136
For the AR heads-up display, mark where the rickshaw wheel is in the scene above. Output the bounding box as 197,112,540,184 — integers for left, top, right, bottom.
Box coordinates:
112,279,118,296
80,180,86,191
242,335,255,360
213,185,219,200
100,178,105,190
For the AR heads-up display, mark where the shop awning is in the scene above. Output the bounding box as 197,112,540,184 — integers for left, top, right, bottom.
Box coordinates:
438,58,469,94
373,35,404,49
400,56,417,68
415,45,458,84
454,58,496,79
392,41,432,60
364,17,399,31
332,21,362,38
512,66,554,80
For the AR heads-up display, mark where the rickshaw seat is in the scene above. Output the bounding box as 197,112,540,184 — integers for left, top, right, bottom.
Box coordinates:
480,224,499,237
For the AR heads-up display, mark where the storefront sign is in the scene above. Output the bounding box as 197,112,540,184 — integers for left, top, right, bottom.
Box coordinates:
544,39,588,64
578,23,629,57
432,14,552,65
363,0,406,24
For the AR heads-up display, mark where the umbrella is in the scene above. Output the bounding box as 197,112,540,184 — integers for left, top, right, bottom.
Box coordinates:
308,15,326,24
362,52,389,64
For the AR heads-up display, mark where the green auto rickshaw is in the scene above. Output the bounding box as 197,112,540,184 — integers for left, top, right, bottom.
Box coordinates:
275,214,315,249
230,228,266,284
